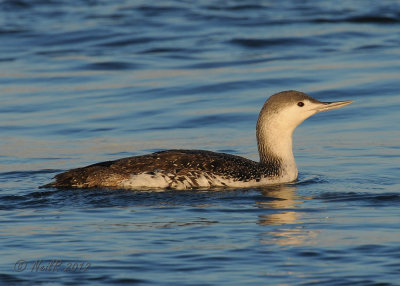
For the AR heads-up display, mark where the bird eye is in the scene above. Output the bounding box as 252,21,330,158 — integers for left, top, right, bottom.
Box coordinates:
297,102,304,107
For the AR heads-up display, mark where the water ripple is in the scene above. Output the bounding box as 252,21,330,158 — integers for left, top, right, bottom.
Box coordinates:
81,61,140,71
230,37,326,49
314,15,400,24
316,192,400,206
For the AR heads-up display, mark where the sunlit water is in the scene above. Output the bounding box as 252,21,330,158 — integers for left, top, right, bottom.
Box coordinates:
1,0,400,285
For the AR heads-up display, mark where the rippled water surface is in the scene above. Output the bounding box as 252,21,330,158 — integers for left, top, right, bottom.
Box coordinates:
1,0,400,285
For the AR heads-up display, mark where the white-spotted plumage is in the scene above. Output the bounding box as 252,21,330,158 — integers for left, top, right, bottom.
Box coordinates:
120,169,286,190
43,91,352,190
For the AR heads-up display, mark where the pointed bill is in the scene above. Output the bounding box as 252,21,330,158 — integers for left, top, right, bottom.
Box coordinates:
314,100,353,112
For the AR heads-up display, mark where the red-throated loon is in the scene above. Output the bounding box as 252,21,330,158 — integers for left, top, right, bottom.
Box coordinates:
42,90,352,190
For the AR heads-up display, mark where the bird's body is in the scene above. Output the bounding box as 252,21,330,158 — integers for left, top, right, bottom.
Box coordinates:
43,91,352,190
47,150,285,190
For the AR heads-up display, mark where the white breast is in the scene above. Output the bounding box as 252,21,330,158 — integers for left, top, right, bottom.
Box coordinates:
119,170,292,190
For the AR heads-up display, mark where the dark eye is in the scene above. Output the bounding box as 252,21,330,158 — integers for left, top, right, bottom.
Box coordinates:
297,102,304,107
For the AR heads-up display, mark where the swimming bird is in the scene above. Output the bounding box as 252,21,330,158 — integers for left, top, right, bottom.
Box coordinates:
43,90,352,190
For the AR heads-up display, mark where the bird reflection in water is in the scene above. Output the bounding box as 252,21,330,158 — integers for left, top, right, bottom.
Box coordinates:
257,184,318,245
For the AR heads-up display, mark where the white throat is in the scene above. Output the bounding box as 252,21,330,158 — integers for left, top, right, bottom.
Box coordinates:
256,108,299,181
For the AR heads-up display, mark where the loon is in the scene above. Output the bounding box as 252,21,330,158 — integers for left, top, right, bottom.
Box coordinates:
43,90,352,190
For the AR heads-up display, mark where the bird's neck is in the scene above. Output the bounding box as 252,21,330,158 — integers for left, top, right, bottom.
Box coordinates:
256,117,298,181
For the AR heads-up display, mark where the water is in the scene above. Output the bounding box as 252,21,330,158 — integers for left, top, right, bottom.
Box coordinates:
1,0,400,284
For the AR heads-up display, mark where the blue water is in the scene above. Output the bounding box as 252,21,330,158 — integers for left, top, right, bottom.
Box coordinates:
1,0,400,285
